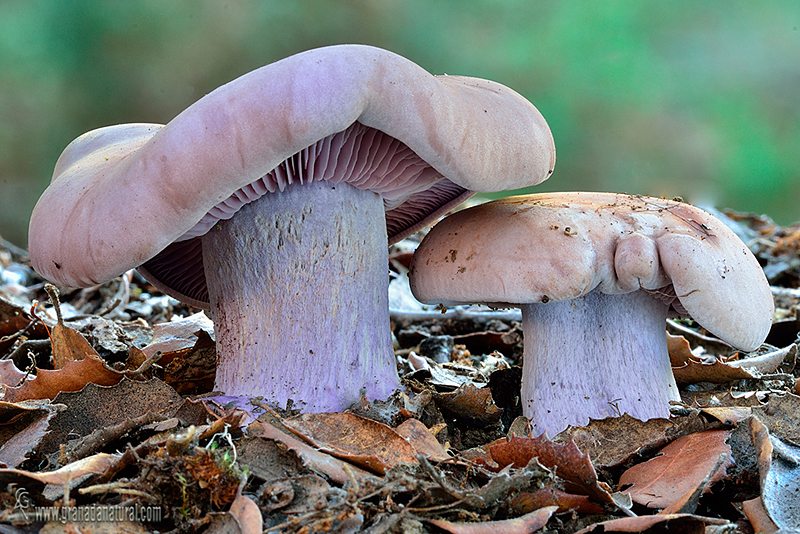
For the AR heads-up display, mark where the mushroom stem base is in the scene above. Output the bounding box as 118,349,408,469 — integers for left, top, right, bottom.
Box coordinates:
202,181,400,412
520,289,679,437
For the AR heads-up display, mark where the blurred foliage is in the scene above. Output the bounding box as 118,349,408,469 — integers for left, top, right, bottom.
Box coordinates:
1,0,799,246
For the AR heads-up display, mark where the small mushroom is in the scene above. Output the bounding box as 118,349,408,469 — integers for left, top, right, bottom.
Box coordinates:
28,45,555,412
409,192,773,436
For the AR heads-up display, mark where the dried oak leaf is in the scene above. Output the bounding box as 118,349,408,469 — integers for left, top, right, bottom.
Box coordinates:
509,486,605,515
427,506,557,534
283,412,418,473
434,383,502,423
0,401,60,468
618,429,733,509
395,417,450,461
250,419,379,485
556,414,675,468
0,360,26,388
668,334,755,385
572,513,729,534
487,435,614,506
3,357,124,402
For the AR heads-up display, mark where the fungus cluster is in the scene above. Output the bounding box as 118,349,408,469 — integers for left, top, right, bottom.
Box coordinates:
28,45,556,412
409,192,774,437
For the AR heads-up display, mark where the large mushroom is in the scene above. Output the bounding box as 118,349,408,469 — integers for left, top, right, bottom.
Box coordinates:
409,192,773,436
28,45,556,412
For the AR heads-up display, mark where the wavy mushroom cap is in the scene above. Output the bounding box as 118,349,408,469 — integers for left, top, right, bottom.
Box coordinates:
410,192,773,351
29,44,555,306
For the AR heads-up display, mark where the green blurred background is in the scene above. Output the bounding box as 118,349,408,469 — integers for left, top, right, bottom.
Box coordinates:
2,0,799,248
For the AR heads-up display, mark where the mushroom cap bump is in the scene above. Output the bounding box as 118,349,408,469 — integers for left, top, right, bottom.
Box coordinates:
28,44,556,297
409,192,773,352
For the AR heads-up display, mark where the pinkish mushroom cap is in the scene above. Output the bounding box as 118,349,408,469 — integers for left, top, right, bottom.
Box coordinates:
28,45,556,412
409,192,774,436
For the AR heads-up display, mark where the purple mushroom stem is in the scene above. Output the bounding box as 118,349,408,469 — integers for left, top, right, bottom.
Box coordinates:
204,181,398,411
520,289,679,436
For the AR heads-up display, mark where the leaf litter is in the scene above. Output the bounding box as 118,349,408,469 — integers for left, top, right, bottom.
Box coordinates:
0,211,799,533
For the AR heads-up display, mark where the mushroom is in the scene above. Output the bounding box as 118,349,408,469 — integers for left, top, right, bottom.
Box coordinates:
409,192,773,436
28,45,556,412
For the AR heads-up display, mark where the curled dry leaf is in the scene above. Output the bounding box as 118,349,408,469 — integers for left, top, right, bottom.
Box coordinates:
487,435,614,506
618,429,733,509
0,452,119,487
283,412,418,473
428,505,558,534
572,513,729,534
3,357,124,402
395,417,450,461
668,334,756,385
741,496,779,534
0,360,26,388
509,486,605,515
434,383,503,423
250,419,379,485
141,311,215,357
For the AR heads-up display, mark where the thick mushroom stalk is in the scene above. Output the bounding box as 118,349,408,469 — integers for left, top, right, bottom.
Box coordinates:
203,181,397,410
409,192,774,437
521,290,679,436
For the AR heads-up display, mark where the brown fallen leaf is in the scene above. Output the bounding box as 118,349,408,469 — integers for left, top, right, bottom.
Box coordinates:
487,435,615,506
0,403,59,468
557,414,675,468
669,334,756,385
0,359,26,388
206,490,262,534
0,452,119,486
741,496,779,534
509,486,605,515
572,513,729,534
618,429,733,509
395,417,450,461
283,412,418,473
752,393,800,442
428,505,557,534
434,383,503,424
3,357,124,402
43,284,102,369
250,419,379,485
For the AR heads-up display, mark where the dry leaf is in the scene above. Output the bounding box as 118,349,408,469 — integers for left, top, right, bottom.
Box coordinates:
434,383,502,423
428,506,557,534
487,435,614,506
0,452,120,486
669,334,756,385
251,420,379,485
741,496,779,534
618,430,732,509
283,412,418,473
572,513,729,534
0,360,26,388
509,486,605,515
395,418,450,461
4,357,124,402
